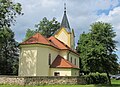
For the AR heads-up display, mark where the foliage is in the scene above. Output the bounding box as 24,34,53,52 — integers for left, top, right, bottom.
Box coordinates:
24,17,60,40
24,29,36,41
77,22,119,84
77,32,91,72
0,0,22,28
0,28,19,75
82,73,108,84
0,0,22,75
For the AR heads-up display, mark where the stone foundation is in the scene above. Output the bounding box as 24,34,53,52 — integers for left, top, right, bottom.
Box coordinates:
0,76,25,85
0,76,86,85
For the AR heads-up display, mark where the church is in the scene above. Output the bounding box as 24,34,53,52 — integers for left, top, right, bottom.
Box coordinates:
18,5,80,76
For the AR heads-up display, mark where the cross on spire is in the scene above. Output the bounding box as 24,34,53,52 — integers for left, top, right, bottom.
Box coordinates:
64,3,66,14
61,3,71,32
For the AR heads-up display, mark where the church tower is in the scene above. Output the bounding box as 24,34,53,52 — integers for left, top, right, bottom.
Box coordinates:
54,3,75,50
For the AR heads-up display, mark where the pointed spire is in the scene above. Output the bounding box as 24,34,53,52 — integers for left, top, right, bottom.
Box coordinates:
64,3,66,14
61,3,71,32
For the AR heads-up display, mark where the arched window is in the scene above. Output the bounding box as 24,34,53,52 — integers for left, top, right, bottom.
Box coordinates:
71,57,72,63
67,53,69,61
75,58,76,65
48,54,51,65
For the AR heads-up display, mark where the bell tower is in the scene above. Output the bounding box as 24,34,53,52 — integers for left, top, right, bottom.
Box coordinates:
54,3,75,50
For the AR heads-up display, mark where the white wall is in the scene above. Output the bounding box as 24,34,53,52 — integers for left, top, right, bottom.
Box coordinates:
50,68,71,76
69,52,79,68
19,44,79,76
19,45,37,76
59,50,68,60
36,45,59,76
60,50,79,68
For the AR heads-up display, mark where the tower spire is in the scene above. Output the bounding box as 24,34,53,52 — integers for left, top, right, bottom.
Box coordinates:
61,3,71,32
64,3,66,14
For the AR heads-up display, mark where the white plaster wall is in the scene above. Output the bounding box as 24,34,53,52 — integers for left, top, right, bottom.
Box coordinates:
59,50,68,60
36,45,59,76
68,52,79,68
19,45,37,76
50,68,71,76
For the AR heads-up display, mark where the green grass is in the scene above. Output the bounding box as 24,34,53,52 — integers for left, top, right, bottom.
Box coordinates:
0,85,97,87
111,79,120,84
0,79,120,87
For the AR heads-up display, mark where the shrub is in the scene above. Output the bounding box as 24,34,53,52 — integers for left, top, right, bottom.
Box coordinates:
81,73,108,84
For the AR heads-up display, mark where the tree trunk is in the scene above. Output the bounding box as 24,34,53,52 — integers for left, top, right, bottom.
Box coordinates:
106,71,111,85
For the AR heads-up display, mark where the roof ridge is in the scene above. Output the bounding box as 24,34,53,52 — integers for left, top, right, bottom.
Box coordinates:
21,33,51,45
21,33,79,56
50,55,79,69
38,35,60,49
22,33,39,43
54,37,70,49
59,55,78,68
48,36,79,55
48,36,59,48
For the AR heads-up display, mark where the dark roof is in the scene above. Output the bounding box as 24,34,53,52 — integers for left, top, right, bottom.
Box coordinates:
50,55,79,69
60,4,71,32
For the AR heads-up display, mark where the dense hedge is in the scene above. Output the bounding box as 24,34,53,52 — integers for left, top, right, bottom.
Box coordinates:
81,73,108,84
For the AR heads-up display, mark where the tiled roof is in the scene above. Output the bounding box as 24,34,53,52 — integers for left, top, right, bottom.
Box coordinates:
48,36,69,50
20,33,79,55
48,36,79,55
21,33,50,45
20,33,58,48
50,55,79,69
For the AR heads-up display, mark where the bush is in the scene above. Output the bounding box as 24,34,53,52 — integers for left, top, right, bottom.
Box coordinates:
81,73,108,84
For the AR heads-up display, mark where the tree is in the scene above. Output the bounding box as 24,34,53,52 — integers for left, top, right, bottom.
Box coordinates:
0,0,22,75
77,32,92,74
0,28,19,75
24,29,35,40
77,22,119,84
24,17,60,40
0,0,22,28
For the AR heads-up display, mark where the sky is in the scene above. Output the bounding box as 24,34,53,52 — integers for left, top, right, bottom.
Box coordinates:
13,0,120,62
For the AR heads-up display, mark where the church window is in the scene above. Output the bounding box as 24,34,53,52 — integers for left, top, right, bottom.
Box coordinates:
67,53,69,61
71,57,72,63
75,58,76,65
49,54,51,65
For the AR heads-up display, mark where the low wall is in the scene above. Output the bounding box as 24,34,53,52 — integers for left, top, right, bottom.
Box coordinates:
0,76,86,85
0,76,25,85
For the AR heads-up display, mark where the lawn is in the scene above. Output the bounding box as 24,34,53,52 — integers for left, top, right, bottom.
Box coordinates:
0,79,120,87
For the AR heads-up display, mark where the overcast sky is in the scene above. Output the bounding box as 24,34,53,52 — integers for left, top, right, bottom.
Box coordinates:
13,0,120,62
